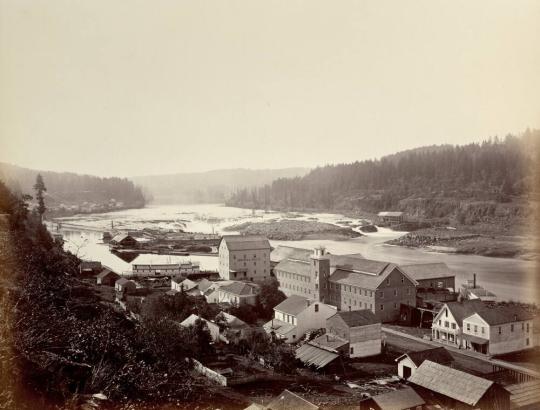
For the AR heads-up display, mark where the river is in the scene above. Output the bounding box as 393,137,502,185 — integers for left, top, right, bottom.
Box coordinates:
52,204,538,303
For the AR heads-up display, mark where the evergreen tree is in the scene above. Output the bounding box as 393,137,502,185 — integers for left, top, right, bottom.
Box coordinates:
33,174,47,222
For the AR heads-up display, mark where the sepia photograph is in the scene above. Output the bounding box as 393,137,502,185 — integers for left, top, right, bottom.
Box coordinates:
0,1,539,409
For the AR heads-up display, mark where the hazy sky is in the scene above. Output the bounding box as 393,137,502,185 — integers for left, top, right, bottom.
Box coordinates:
1,1,539,177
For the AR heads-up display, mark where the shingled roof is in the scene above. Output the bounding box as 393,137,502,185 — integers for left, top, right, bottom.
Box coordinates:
274,258,312,276
370,387,425,410
473,305,535,325
221,235,271,251
220,281,259,296
408,360,495,406
396,347,453,367
442,300,486,325
330,263,416,289
332,309,379,327
401,262,455,280
274,295,311,316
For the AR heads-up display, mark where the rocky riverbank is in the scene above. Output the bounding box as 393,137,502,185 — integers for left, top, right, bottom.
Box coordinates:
223,219,362,240
386,227,537,259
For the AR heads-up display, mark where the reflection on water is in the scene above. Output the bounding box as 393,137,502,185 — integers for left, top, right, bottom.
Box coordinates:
55,204,536,303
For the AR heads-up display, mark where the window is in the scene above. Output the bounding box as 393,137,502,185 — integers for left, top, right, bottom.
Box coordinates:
380,291,384,298
527,323,530,333
407,288,411,295
481,327,485,334
451,323,456,330
511,324,515,332
445,321,449,328
474,325,478,333
380,304,384,311
439,320,441,326
499,326,502,335
394,303,398,310
314,304,319,312
350,347,354,355
527,338,530,346
401,276,404,283
522,323,525,331
445,309,448,318
394,289,398,296
386,278,390,285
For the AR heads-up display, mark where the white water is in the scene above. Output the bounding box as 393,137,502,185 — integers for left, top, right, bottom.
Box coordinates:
54,204,538,303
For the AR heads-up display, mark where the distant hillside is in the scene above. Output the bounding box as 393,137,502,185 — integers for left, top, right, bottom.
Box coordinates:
227,130,540,227
131,167,310,204
0,162,146,215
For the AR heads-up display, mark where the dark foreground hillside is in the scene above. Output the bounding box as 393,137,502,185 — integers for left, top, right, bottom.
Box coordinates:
0,182,227,409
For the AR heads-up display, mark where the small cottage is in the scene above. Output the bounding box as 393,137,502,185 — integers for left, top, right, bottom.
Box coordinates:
96,267,120,286
115,277,137,294
395,347,453,379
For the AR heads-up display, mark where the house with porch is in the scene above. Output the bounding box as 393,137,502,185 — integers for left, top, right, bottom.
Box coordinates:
263,295,337,343
461,305,534,355
431,299,485,348
296,309,382,369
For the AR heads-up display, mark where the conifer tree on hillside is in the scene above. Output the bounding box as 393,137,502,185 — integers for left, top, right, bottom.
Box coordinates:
33,174,47,222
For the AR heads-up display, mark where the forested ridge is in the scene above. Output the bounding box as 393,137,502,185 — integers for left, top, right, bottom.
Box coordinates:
227,130,540,223
0,162,146,213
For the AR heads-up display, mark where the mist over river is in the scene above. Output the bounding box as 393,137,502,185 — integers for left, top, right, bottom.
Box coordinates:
53,204,537,303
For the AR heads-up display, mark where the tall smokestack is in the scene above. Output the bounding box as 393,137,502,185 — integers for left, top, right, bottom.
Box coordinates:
473,273,476,288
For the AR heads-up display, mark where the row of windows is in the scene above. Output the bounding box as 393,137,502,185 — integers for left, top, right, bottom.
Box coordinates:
439,320,458,330
329,283,374,296
232,253,268,260
464,322,530,334
281,282,312,295
276,271,311,283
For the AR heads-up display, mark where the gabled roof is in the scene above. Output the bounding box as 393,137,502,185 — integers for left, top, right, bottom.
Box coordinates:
274,295,310,316
295,344,339,370
270,246,312,263
330,309,379,327
220,281,259,296
217,311,247,328
273,258,312,276
96,267,119,279
408,360,495,406
328,254,366,270
400,263,455,281
111,233,135,243
197,278,213,293
330,263,416,290
174,278,198,291
221,235,271,251
370,387,425,410
310,333,348,351
267,389,319,410
440,300,486,325
396,347,453,367
180,314,219,332
115,277,134,286
473,305,535,325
